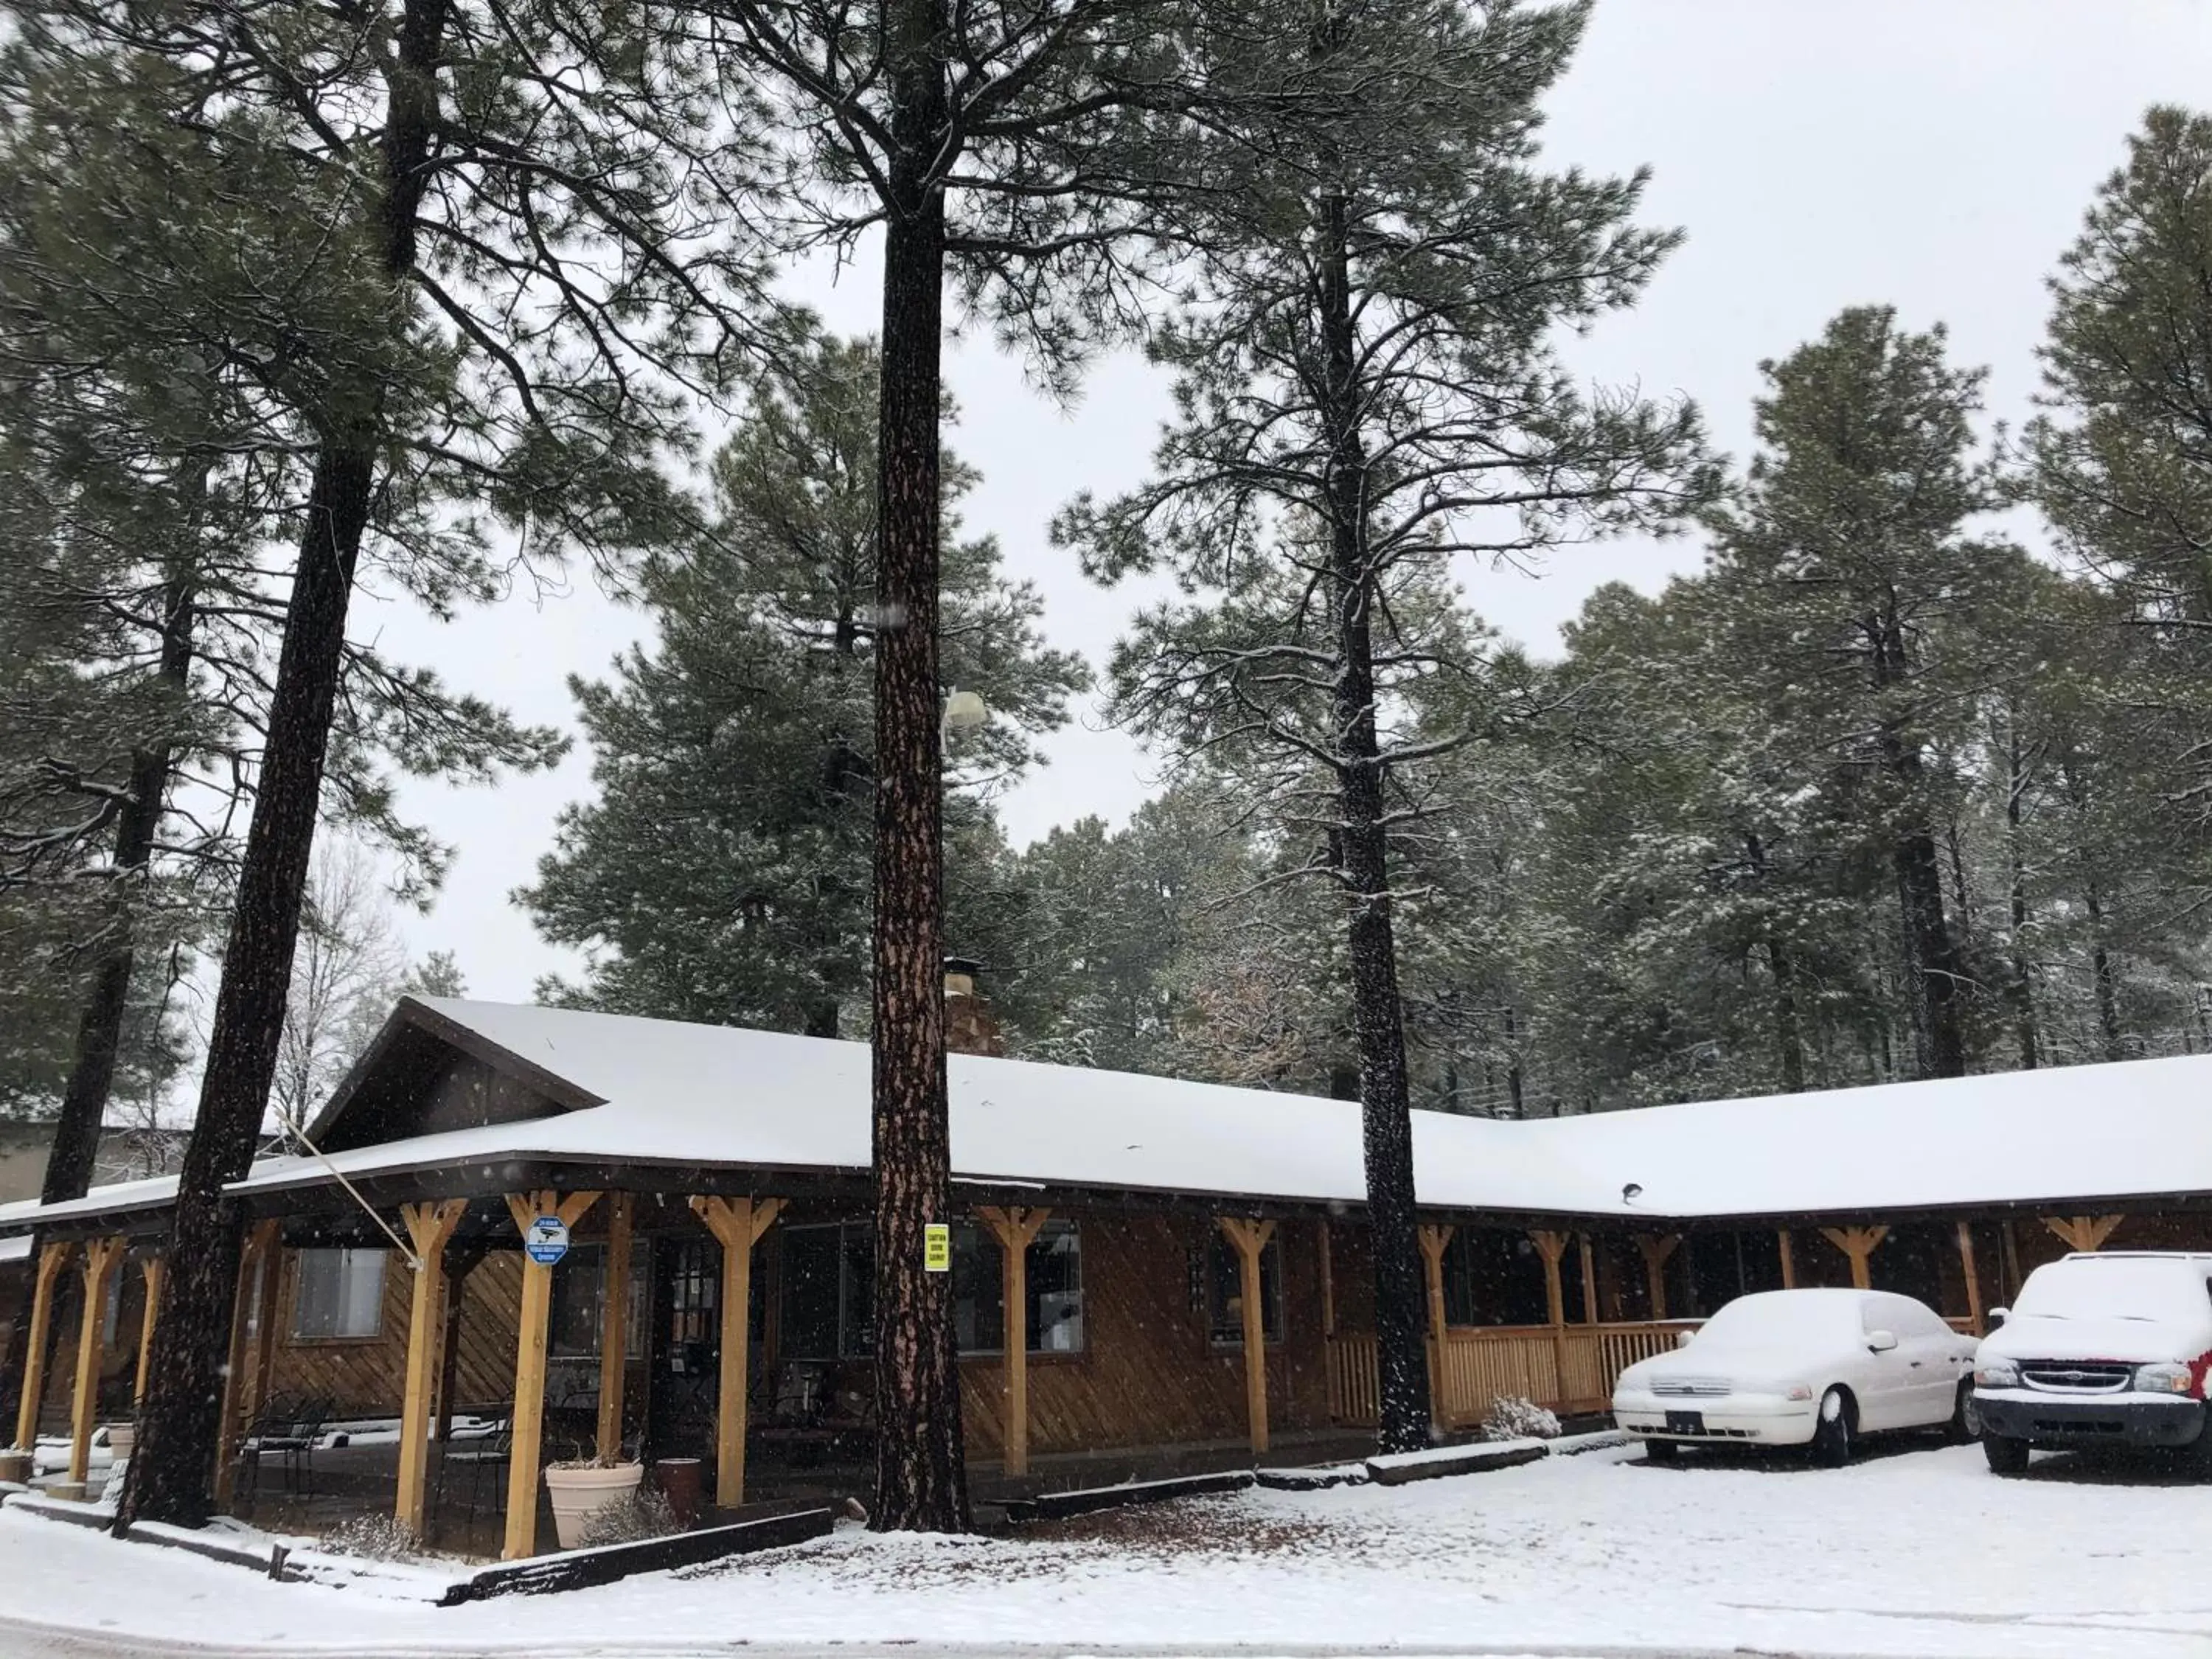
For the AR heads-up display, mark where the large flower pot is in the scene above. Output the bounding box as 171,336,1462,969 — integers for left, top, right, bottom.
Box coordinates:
544,1462,642,1549
103,1425,134,1461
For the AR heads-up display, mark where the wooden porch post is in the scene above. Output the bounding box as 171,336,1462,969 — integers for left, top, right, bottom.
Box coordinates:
503,1189,602,1559
394,1200,467,1537
13,1241,71,1452
242,1229,286,1422
597,1194,634,1461
977,1206,1050,1477
66,1237,126,1489
2042,1214,2124,1253
1318,1220,1335,1338
1416,1225,1452,1428
1955,1221,1986,1335
690,1195,783,1511
133,1255,164,1404
214,1220,280,1509
1578,1235,1599,1326
1216,1218,1276,1455
1635,1234,1680,1321
1820,1225,1889,1290
1776,1229,1796,1290
434,1242,490,1442
1530,1231,1570,1405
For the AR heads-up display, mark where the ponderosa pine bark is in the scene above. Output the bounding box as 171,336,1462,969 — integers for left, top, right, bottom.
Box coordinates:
119,0,451,1530
867,0,967,1535
1316,189,1431,1453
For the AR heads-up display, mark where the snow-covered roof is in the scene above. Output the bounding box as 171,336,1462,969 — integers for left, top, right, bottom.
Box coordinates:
0,1175,181,1232
4,997,2211,1234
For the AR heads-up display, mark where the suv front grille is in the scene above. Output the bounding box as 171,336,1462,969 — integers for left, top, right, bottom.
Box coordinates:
2020,1362,2131,1393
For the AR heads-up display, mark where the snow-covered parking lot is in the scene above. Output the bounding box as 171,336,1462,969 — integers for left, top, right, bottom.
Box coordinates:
1,1439,2207,1659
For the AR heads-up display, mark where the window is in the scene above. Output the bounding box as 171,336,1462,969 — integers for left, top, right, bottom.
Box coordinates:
779,1222,876,1360
1208,1233,1284,1346
782,1220,1086,1358
1027,1223,1085,1354
291,1248,386,1340
548,1244,650,1359
1439,1231,1551,1326
951,1221,1085,1355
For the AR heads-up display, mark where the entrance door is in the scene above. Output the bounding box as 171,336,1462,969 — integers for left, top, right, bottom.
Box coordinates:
647,1237,721,1468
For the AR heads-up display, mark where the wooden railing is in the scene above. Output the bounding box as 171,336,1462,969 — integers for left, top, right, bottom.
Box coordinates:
1327,1333,1381,1426
1328,1321,1702,1428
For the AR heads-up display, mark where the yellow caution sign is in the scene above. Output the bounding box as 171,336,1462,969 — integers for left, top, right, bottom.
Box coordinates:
924,1222,951,1273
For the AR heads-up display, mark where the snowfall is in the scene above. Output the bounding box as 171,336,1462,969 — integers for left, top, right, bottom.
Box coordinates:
0,1439,2205,1659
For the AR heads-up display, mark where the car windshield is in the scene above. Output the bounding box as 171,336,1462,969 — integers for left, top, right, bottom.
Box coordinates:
1691,1292,1854,1348
2011,1260,2212,1324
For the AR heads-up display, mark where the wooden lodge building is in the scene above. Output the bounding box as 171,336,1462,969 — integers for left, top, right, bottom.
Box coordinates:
3,990,2208,1559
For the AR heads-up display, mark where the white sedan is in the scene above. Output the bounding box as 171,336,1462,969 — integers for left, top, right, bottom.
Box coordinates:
1613,1287,1979,1464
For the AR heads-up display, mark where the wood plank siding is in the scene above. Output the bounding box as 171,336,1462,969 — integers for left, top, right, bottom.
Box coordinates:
960,1212,1332,1459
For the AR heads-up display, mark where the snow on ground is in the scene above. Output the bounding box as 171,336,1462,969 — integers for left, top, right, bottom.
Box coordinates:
0,1441,2208,1658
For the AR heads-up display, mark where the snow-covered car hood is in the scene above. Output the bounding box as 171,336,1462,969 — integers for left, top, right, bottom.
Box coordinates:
1979,1314,2212,1366
1619,1346,1824,1391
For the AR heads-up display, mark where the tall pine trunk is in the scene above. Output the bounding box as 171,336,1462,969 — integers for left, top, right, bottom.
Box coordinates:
2084,878,2124,1062
2003,720,2039,1069
1873,616,1966,1080
119,0,451,1529
868,0,966,1534
1767,939,1807,1093
1317,189,1432,1455
0,548,198,1426
1893,829,1965,1077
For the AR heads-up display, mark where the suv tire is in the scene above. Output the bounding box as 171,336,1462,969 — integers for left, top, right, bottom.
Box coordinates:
1983,1432,2030,1475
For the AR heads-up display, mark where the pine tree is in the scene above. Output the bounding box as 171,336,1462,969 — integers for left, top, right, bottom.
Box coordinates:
74,0,767,1529
698,0,1296,1527
1700,308,2021,1081
1061,0,1708,1452
522,328,1085,1040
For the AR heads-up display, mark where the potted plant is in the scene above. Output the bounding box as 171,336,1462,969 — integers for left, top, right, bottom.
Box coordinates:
543,1454,643,1549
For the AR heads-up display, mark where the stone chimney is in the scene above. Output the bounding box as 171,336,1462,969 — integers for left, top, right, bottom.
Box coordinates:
944,956,1006,1057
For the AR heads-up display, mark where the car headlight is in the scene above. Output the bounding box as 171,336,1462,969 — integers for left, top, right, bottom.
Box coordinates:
1975,1360,2020,1388
2134,1363,2196,1396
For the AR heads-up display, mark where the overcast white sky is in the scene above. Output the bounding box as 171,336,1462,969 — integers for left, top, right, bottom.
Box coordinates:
354,0,2212,1003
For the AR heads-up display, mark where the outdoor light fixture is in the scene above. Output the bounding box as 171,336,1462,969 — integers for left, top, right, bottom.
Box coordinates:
942,687,988,736
1622,1182,1644,1205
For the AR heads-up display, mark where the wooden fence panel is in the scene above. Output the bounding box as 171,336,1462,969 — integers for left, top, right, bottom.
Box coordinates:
1328,1321,1700,1429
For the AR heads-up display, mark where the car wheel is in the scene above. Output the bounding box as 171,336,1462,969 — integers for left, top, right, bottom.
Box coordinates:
1810,1388,1854,1467
2180,1408,2212,1478
1947,1382,1980,1443
1982,1432,2030,1475
1644,1439,1679,1464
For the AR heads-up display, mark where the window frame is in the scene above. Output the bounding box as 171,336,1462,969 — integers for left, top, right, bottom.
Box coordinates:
546,1242,651,1360
1206,1231,1286,1349
955,1219,1086,1359
779,1218,1088,1360
289,1247,389,1344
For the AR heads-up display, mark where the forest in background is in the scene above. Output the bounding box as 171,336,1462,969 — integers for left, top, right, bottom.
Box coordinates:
7,55,2212,1131
525,112,2212,1116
